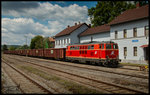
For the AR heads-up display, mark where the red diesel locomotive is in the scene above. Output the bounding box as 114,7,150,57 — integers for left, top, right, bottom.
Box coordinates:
66,41,120,67
3,41,120,67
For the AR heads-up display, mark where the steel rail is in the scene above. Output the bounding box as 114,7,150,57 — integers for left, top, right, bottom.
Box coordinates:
2,57,146,94
6,54,148,79
2,59,53,94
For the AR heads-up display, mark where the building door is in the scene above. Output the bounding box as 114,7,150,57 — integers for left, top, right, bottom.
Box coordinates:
145,47,149,60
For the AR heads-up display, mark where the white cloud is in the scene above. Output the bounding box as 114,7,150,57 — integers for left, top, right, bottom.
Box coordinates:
2,18,53,45
2,2,91,45
2,2,89,22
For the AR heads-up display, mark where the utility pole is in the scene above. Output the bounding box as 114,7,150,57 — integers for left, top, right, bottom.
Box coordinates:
24,35,27,46
24,35,27,57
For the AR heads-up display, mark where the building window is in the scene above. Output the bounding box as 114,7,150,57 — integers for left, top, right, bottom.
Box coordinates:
124,47,127,57
145,26,149,36
133,47,137,56
64,39,66,45
123,29,127,38
66,38,67,44
63,39,64,45
68,38,70,44
57,40,60,45
55,40,57,45
91,37,93,42
115,31,118,39
59,40,61,45
61,40,63,45
133,28,137,37
67,38,69,44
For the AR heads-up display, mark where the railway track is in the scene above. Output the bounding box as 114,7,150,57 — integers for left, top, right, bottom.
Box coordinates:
2,59,53,94
5,54,148,79
118,64,148,71
2,55,147,94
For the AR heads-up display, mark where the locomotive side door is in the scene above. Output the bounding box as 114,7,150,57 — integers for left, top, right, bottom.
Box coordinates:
84,46,87,57
79,46,86,58
99,44,105,59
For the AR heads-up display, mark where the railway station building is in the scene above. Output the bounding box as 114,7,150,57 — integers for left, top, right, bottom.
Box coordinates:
109,4,149,64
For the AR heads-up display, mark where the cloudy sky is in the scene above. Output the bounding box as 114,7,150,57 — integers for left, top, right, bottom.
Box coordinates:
2,1,97,45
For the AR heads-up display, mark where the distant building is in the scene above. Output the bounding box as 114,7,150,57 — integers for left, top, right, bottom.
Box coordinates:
49,37,55,48
109,5,149,64
55,23,89,48
79,24,110,43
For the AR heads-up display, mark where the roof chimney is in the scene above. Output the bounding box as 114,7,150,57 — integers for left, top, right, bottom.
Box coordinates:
75,23,77,26
67,25,70,28
78,21,80,24
88,24,91,28
136,2,140,8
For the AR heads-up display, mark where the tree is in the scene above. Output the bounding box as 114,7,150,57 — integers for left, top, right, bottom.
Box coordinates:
22,45,29,49
9,46,16,50
88,1,136,27
3,44,8,51
30,35,44,49
43,37,55,48
43,37,49,49
16,45,29,50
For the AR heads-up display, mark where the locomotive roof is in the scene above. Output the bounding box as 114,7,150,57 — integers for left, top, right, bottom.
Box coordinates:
68,41,115,46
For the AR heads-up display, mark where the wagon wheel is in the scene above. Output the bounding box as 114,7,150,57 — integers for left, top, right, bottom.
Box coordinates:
103,62,109,67
110,63,118,68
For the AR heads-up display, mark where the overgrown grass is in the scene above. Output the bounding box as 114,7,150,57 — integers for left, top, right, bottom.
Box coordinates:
1,73,5,94
20,66,103,94
120,62,148,66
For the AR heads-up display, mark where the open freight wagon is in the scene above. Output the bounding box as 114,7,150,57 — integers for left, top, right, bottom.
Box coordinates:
4,48,66,60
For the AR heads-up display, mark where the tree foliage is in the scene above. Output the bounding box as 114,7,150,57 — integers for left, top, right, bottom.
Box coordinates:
30,35,44,49
43,37,49,49
16,45,29,50
88,1,136,27
43,37,55,48
3,44,8,51
9,46,16,50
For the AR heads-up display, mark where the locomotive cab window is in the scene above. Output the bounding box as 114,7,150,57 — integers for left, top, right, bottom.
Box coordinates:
75,46,78,50
88,45,91,49
91,45,94,49
106,44,112,49
99,45,101,49
100,44,104,49
113,44,118,49
72,46,75,50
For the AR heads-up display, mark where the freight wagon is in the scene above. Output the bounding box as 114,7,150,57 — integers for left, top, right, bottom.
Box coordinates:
4,48,66,60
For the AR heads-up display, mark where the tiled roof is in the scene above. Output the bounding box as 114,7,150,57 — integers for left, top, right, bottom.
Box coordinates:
55,23,88,37
49,37,55,42
109,5,149,25
79,24,110,37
